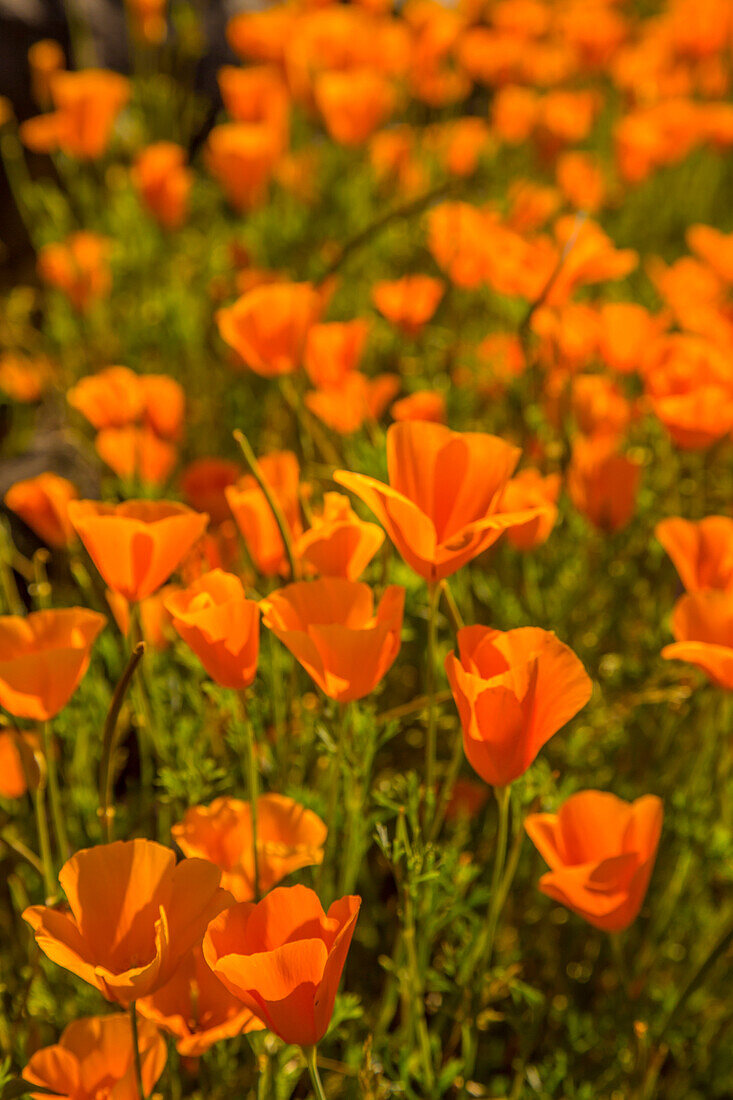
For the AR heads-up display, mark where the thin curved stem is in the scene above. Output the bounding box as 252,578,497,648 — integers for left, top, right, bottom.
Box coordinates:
42,721,70,864
304,1046,327,1100
234,430,299,581
424,581,441,810
129,1002,147,1100
459,785,511,983
239,694,261,902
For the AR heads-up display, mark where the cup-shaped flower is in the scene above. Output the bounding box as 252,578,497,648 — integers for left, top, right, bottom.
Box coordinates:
23,839,231,1006
172,794,327,901
445,625,592,787
656,516,733,593
225,451,303,577
391,390,446,424
261,578,404,702
567,436,641,533
335,422,540,582
4,472,78,549
23,1014,166,1100
164,570,260,690
216,282,322,377
68,500,209,602
37,232,111,312
295,492,384,580
0,608,106,720
203,884,361,1046
372,275,444,337
132,142,192,230
137,945,264,1057
497,469,561,551
67,365,143,430
525,790,663,932
661,590,733,689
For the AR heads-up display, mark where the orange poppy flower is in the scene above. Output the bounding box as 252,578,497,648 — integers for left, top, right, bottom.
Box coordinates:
0,729,40,799
372,275,444,336
656,516,733,593
4,472,78,549
335,421,539,582
226,451,303,577
127,0,168,44
218,65,289,150
295,492,384,580
427,202,491,288
423,118,491,178
95,426,178,487
137,946,264,1057
0,353,55,403
132,142,192,230
68,500,209,602
491,84,540,144
139,374,185,441
67,366,142,430
164,570,259,690
391,390,446,424
261,578,404,702
567,437,640,533
23,1014,166,1100
217,282,322,377
687,224,733,284
24,839,230,1006
506,179,560,233
571,374,631,441
107,585,179,651
0,608,106,721
305,372,399,435
226,6,295,64
545,217,637,308
20,69,130,160
203,884,361,1046
172,794,327,902
28,39,65,108
597,303,666,375
525,790,663,932
461,332,526,397
497,468,561,551
181,458,240,525
205,122,281,212
556,151,605,213
304,319,370,388
37,232,111,312
445,625,592,788
661,591,733,690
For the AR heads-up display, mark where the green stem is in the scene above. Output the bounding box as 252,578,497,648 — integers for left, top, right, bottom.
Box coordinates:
424,581,441,810
0,521,23,615
402,880,435,1091
304,1046,327,1100
317,704,348,897
234,430,299,581
99,642,145,843
440,578,464,634
41,721,70,864
129,1002,147,1100
459,785,511,982
428,721,465,843
32,784,56,903
240,694,261,902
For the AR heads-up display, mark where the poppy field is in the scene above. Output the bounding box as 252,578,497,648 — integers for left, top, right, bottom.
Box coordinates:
0,0,732,1097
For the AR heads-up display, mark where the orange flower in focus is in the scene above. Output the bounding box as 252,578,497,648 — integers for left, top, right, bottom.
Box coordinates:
226,451,303,577
95,426,177,487
138,946,263,1056
172,794,327,901
372,275,444,336
315,69,396,145
556,151,605,213
181,458,240,525
567,437,640,533
295,492,384,580
28,39,65,108
127,0,168,44
37,232,111,312
335,422,539,582
4,472,78,549
391,390,446,424
525,791,663,932
23,1014,166,1100
203,885,361,1047
304,319,369,388
205,123,281,212
165,570,259,690
0,729,40,799
261,577,404,702
23,839,230,1006
661,591,733,689
217,282,322,377
572,374,631,441
306,372,399,435
656,516,733,593
597,303,666,375
68,366,143,429
0,608,106,721
132,142,192,230
21,69,130,159
68,500,208,602
498,468,561,551
218,65,289,150
446,625,592,788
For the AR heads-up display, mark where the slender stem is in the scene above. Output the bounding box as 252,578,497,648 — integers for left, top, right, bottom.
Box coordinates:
41,721,71,864
402,880,435,1091
0,521,23,615
440,579,464,634
0,829,44,875
129,1002,147,1100
424,581,441,809
304,1046,327,1100
611,933,630,999
32,784,56,903
428,723,465,843
99,642,145,843
240,694,261,902
459,785,511,982
317,704,348,897
234,430,299,581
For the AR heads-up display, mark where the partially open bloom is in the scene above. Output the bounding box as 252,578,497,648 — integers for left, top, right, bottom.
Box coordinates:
218,64,289,150
68,500,208,602
138,946,263,1056
23,839,230,1006
335,422,538,582
0,608,106,721
95,426,177,487
68,366,143,429
315,69,395,145
525,791,663,932
304,319,370,389
132,142,192,230
656,517,733,593
497,469,561,551
567,437,640,533
261,578,404,702
4,472,78,549
226,451,303,577
661,591,733,689
172,794,327,901
391,390,446,424
572,374,631,442
205,122,281,212
203,884,361,1046
306,372,399,435
217,282,322,377
295,492,384,580
372,275,444,337
0,729,40,799
164,570,260,690
0,353,55,403
23,1014,166,1100
597,302,666,374
37,233,111,312
20,69,130,160
446,625,592,788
